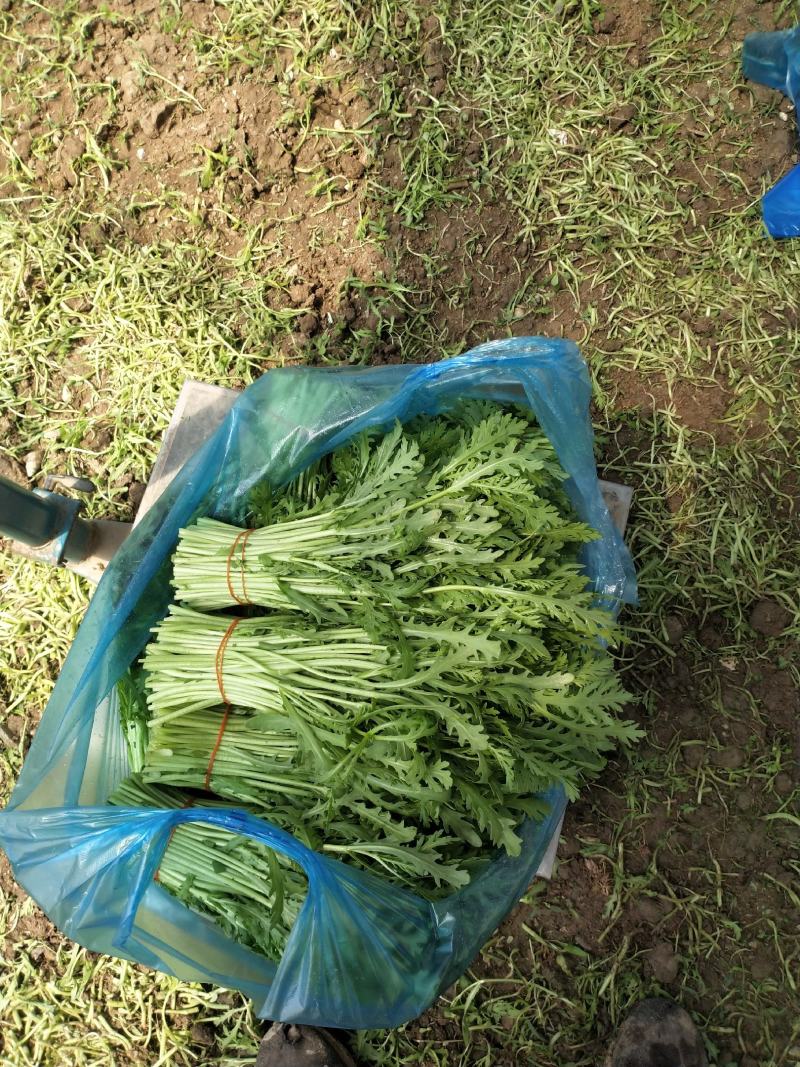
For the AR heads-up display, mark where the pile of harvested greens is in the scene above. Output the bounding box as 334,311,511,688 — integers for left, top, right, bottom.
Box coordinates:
110,402,635,961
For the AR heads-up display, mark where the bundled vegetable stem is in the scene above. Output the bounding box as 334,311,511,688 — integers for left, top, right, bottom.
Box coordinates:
108,776,305,958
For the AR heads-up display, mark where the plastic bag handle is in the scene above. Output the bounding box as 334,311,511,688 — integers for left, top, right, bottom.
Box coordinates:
150,804,324,877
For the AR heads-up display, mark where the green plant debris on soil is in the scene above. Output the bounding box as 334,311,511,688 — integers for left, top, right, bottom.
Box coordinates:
1,0,799,1065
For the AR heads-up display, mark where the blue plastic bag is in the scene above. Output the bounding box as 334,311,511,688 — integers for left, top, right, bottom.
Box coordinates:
0,340,636,1029
742,26,800,237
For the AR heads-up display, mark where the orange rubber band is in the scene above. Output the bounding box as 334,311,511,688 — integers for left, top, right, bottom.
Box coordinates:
156,608,242,884
226,528,254,606
204,706,231,790
205,616,241,789
214,617,242,706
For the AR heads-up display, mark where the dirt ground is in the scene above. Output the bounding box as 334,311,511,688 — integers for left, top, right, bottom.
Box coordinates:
0,0,798,1065
3,0,794,375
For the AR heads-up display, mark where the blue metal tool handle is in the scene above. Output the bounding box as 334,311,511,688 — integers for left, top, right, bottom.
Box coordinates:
0,474,91,564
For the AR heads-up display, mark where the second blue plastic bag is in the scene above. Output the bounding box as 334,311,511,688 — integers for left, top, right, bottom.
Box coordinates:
0,339,635,1030
743,26,800,238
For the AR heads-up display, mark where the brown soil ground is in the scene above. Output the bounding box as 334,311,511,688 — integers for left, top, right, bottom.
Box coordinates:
0,0,798,1065
1,0,794,381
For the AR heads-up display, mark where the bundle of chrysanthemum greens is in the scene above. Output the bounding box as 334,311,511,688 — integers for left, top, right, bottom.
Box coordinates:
110,402,635,963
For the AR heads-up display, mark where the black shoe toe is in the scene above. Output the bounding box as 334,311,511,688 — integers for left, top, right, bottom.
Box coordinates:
606,998,707,1067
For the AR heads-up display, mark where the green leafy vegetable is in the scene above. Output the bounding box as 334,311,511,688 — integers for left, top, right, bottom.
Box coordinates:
113,401,636,963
